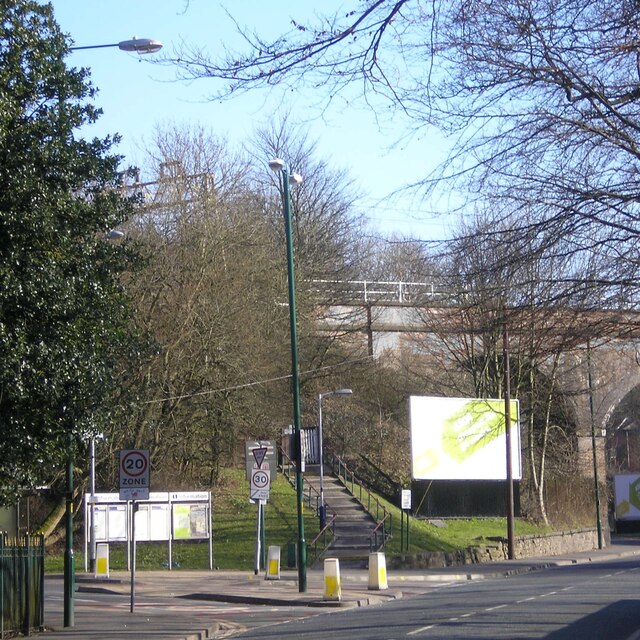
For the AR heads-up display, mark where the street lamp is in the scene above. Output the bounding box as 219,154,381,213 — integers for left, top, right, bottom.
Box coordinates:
64,433,74,627
268,157,306,592
62,37,161,628
317,389,352,528
70,37,163,54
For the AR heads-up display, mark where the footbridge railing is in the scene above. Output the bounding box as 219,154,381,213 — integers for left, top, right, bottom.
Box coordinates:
310,279,455,305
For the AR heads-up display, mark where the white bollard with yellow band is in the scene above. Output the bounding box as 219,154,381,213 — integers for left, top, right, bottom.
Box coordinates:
265,545,281,580
368,552,388,590
323,558,342,601
95,543,110,578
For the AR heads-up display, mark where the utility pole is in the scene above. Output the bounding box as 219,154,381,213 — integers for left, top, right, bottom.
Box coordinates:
587,340,604,549
503,317,516,560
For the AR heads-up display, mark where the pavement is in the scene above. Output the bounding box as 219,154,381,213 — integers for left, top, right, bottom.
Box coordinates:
39,537,640,640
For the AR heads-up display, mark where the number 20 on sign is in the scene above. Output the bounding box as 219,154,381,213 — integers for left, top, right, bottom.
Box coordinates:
119,449,150,500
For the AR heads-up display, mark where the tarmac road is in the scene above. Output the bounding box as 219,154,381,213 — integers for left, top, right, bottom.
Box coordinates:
39,538,640,640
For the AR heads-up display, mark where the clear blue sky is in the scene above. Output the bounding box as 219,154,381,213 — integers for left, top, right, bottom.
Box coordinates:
51,1,455,241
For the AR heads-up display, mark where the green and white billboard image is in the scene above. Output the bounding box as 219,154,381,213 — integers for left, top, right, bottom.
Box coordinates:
614,474,640,521
409,396,521,480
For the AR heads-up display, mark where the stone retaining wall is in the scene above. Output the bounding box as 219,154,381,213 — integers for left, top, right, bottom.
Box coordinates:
388,527,609,570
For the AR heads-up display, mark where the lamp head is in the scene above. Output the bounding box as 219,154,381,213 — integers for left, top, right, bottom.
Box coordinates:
118,37,163,54
320,388,353,400
105,229,125,242
269,158,285,172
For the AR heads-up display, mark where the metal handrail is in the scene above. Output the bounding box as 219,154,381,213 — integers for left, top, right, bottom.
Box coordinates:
279,448,336,520
279,447,337,563
308,513,337,564
326,453,392,548
369,512,392,551
309,279,452,304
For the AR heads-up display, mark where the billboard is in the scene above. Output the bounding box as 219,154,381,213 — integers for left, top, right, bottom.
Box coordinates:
409,396,521,480
614,474,640,521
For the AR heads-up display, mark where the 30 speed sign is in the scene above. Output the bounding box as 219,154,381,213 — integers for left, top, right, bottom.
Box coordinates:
119,449,150,500
250,468,271,501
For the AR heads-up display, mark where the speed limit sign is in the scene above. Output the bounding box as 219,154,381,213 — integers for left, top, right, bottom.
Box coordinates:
250,468,271,501
119,449,150,500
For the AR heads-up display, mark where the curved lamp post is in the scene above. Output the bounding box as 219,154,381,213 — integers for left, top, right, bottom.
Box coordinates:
317,389,352,528
70,37,163,54
268,158,306,592
63,37,161,628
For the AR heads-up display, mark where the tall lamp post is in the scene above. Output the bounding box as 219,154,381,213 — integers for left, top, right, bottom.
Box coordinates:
64,433,74,627
268,157,306,592
317,389,352,528
63,37,162,627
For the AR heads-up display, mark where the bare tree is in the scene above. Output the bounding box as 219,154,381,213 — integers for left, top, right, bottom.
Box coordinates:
163,0,640,311
103,126,290,488
402,208,626,523
248,114,369,284
359,233,440,283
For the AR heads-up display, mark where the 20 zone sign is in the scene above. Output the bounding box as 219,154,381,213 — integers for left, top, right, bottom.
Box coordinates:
119,449,150,500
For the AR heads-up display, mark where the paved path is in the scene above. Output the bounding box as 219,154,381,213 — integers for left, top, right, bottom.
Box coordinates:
38,538,640,639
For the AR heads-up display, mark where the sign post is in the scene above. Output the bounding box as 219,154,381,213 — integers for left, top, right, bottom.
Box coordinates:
119,450,150,613
247,442,273,575
250,467,271,575
401,489,411,552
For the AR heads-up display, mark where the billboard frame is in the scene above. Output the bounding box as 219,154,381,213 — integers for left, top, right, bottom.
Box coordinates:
409,396,521,481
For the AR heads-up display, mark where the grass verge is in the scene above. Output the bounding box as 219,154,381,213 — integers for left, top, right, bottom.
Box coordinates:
45,467,550,572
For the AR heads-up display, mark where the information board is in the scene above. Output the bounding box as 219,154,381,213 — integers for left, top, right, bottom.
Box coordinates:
83,491,213,572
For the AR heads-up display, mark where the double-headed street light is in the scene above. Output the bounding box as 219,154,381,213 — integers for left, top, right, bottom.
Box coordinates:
268,157,306,592
317,389,353,528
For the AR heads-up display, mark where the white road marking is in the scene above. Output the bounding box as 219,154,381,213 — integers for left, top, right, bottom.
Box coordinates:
407,624,435,635
405,570,631,638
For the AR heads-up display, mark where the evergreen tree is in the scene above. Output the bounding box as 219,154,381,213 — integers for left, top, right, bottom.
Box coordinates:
0,1,143,501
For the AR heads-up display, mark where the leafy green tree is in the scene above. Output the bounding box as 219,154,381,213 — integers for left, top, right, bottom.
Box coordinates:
0,1,142,502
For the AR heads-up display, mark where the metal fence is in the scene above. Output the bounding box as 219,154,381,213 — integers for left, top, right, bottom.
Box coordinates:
310,279,453,304
0,533,45,637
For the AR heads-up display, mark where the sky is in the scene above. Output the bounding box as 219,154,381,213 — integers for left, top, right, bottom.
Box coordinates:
51,1,457,242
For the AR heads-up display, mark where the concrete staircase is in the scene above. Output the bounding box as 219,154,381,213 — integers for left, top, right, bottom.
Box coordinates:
304,467,378,568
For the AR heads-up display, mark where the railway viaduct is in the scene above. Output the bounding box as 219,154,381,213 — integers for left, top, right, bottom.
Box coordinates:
315,280,640,476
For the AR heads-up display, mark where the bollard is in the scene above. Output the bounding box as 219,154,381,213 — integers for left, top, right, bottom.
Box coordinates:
323,558,341,601
96,543,110,578
368,552,388,590
265,545,281,580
